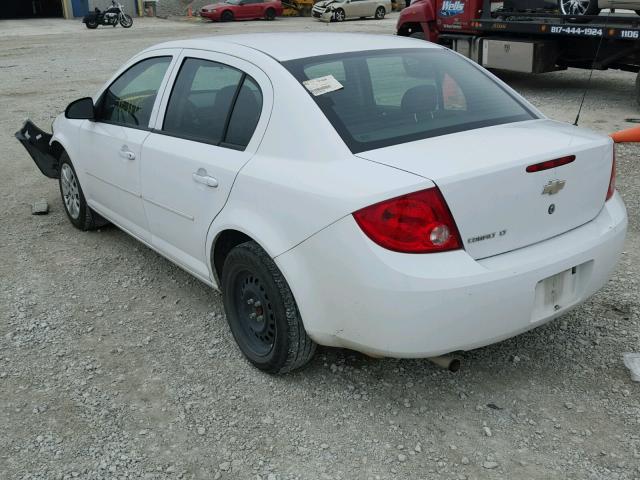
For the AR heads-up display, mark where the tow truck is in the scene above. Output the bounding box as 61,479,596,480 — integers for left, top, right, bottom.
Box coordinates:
397,0,640,104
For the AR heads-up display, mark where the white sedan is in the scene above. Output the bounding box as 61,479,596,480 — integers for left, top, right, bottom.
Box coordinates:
312,0,391,21
16,33,626,373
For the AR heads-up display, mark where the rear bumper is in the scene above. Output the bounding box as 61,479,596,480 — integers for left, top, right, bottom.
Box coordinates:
15,120,59,179
276,194,627,357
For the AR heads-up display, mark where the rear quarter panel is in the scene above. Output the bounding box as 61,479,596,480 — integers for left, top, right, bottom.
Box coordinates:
205,55,431,268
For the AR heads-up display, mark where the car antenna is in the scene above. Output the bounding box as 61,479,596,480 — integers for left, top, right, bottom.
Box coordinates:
573,9,613,126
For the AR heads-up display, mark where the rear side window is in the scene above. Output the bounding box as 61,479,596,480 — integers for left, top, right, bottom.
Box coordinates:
284,48,536,153
99,56,171,128
163,58,263,149
224,77,263,148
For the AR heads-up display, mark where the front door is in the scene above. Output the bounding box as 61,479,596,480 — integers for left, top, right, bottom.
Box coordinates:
140,51,270,280
80,55,175,241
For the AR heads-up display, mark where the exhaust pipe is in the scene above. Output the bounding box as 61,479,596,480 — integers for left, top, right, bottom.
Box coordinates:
428,355,461,372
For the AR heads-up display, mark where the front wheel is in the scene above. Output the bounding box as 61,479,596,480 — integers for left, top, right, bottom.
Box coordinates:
119,13,133,27
265,7,276,19
333,8,345,21
221,10,234,21
59,154,109,230
221,241,316,373
374,6,385,19
558,0,600,16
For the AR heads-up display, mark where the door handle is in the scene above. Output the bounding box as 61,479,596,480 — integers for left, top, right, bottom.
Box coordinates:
192,168,218,188
119,145,136,161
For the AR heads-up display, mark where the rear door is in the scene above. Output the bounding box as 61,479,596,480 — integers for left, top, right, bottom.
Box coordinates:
79,52,176,241
140,50,271,280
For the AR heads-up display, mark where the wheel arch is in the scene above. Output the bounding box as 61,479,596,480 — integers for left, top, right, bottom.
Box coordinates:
397,21,423,36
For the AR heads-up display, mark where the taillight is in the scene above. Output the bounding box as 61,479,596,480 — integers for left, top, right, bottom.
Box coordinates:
526,155,575,173
353,187,462,253
606,148,616,201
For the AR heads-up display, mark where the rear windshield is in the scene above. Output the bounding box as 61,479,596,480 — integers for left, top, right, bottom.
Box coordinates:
283,48,537,153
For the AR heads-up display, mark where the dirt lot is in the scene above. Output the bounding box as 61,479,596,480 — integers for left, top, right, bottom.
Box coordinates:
1,16,639,480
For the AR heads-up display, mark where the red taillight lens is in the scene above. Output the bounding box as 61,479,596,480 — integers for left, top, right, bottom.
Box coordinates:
606,148,616,201
526,155,575,173
353,187,462,253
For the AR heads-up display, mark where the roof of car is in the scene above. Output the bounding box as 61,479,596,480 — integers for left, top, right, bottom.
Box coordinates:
149,33,440,62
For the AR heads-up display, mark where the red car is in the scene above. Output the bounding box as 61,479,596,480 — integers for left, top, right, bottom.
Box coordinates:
200,0,283,21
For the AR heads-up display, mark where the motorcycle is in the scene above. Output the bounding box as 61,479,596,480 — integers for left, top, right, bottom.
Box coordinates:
83,1,133,29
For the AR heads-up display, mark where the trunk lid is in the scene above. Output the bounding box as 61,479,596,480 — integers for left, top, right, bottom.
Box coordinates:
356,119,613,259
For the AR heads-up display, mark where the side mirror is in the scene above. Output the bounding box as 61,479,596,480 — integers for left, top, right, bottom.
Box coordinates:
65,97,95,120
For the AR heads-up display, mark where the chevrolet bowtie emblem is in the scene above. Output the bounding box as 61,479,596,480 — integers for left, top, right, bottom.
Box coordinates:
542,179,566,195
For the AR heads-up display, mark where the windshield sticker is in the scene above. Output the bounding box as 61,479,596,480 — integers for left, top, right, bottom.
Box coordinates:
440,0,465,16
303,75,344,96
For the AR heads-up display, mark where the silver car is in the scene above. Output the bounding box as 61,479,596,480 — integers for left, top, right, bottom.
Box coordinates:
312,0,392,21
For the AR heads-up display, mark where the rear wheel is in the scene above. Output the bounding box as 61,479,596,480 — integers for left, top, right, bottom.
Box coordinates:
333,8,345,21
558,0,600,16
374,6,385,19
119,13,133,27
59,153,108,231
221,241,316,373
221,10,234,21
85,19,98,29
265,7,276,19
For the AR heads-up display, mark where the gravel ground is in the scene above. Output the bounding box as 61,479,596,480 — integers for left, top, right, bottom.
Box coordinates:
1,16,639,480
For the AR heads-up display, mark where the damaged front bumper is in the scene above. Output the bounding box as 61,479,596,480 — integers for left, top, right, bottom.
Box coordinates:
15,120,59,179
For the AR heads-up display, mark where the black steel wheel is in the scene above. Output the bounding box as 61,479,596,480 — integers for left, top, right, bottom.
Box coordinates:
221,241,316,373
265,7,276,19
221,10,234,21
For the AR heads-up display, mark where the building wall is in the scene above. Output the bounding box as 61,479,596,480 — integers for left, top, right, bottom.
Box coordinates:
88,0,139,15
157,0,216,17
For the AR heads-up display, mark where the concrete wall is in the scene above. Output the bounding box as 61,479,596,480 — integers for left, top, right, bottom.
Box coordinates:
157,0,215,17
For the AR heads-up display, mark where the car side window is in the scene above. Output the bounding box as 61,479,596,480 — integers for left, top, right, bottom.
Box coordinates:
163,58,262,149
223,76,263,149
98,56,171,128
163,59,243,144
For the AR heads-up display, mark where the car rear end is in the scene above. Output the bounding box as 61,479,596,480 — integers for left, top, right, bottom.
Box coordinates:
277,46,627,357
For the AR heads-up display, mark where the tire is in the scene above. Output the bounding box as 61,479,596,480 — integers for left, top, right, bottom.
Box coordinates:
558,0,600,16
59,153,109,231
374,6,385,19
265,7,276,20
333,8,345,21
409,31,424,40
85,20,99,29
221,241,316,373
636,9,640,15
221,10,234,21
119,13,133,28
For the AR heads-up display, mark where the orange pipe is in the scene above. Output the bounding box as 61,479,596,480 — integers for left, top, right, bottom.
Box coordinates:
610,125,640,143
